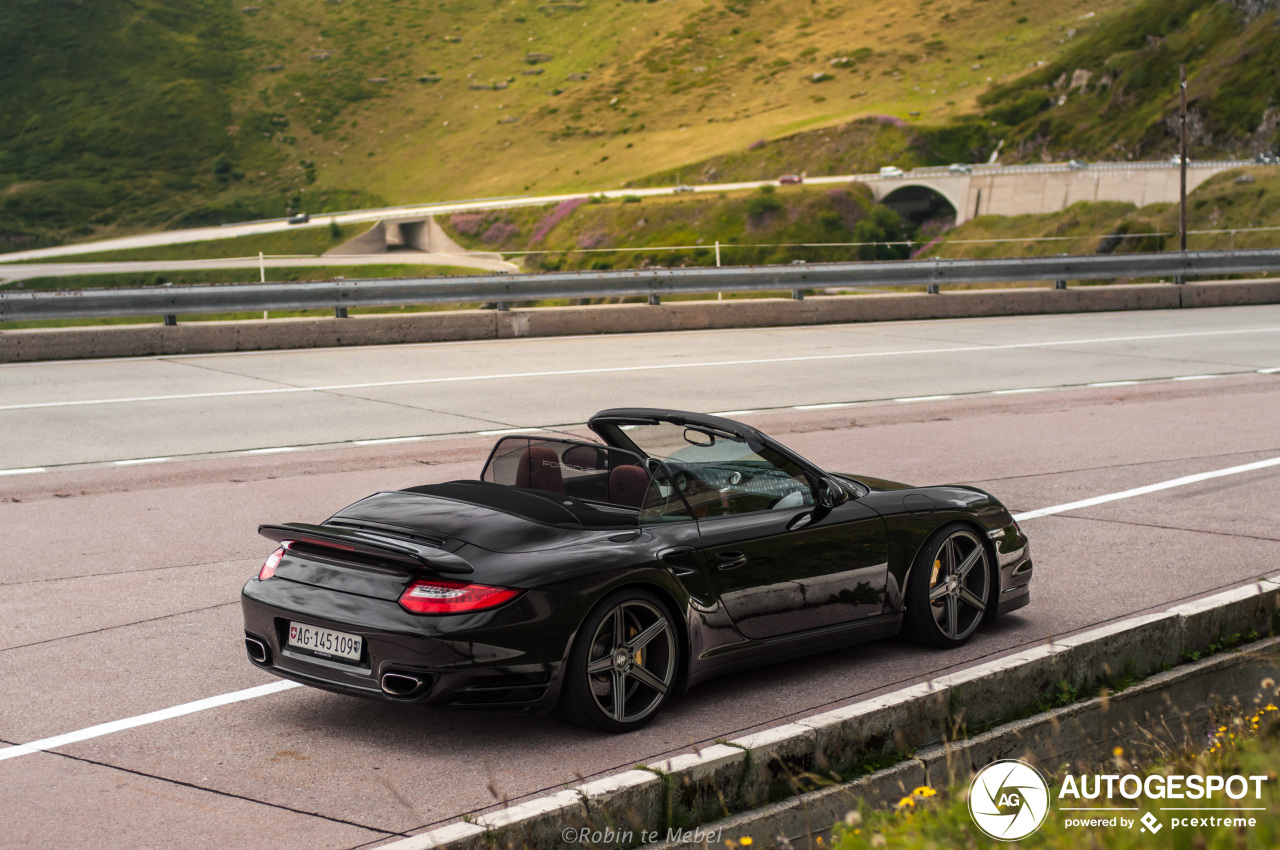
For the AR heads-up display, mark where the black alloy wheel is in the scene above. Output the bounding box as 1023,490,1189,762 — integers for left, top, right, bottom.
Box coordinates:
904,524,992,648
560,589,678,733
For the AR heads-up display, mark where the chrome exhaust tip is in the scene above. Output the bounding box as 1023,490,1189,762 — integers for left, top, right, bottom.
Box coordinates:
380,671,425,697
245,636,270,664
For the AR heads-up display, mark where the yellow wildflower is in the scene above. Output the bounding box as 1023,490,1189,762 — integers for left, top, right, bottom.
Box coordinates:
740,839,753,847
912,785,938,798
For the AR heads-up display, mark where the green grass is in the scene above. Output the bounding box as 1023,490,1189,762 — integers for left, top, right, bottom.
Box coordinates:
824,698,1280,849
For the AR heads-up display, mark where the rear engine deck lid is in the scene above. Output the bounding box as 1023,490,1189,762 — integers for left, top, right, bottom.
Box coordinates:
333,485,628,552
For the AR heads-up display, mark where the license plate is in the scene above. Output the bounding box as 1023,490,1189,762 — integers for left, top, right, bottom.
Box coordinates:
287,621,363,661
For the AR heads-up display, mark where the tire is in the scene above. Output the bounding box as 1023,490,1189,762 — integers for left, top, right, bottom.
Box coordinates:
559,588,679,733
903,523,993,648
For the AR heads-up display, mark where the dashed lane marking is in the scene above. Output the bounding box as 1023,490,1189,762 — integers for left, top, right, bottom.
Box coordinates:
2,367,1276,477
2,327,1277,413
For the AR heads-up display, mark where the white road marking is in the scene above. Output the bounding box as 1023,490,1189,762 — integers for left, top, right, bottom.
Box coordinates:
1260,367,1280,374
711,410,757,417
990,387,1048,395
354,436,425,446
1,454,1277,760
1172,374,1220,381
895,395,955,403
2,327,1278,413
1012,456,1280,522
245,446,300,454
0,681,300,762
0,466,46,476
114,457,172,466
792,403,855,410
1089,381,1140,387
476,427,543,436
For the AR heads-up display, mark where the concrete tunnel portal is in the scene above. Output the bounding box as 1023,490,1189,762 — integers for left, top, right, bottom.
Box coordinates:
879,184,959,226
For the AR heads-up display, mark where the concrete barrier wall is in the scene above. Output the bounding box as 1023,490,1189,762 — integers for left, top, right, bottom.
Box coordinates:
4,279,1279,363
383,575,1280,850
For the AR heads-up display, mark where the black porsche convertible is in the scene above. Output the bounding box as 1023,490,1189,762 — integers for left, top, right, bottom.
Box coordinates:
242,409,1031,732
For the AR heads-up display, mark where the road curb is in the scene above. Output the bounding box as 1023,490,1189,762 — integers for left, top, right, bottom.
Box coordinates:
4,279,1279,362
382,576,1280,850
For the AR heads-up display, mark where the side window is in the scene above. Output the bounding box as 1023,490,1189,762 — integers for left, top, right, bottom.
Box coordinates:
640,468,693,524
667,436,814,518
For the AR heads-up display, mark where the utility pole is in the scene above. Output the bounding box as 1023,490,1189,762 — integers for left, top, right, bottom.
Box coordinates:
1177,63,1188,284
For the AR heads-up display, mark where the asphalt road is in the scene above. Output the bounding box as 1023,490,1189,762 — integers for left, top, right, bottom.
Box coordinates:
2,306,1279,848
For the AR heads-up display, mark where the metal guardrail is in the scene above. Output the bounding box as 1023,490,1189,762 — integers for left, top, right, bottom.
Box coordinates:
3,249,1280,322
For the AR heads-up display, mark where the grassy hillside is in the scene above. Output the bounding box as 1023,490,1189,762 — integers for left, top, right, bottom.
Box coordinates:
1,0,1128,250
975,0,1280,161
8,0,1278,254
438,183,915,270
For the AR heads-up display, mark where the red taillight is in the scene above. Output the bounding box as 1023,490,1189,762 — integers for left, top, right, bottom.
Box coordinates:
258,545,288,581
397,579,522,614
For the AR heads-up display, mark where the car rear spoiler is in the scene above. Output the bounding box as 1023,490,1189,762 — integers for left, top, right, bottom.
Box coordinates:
258,522,474,574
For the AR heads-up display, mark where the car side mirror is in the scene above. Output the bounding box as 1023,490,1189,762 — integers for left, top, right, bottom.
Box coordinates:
816,478,849,508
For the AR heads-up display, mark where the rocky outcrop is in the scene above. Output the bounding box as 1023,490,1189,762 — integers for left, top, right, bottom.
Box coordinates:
1224,0,1278,21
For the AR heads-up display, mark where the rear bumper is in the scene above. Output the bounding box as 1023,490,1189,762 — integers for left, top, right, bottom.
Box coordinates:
240,577,585,712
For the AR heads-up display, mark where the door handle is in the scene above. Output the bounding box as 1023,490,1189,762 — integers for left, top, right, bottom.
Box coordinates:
717,551,748,570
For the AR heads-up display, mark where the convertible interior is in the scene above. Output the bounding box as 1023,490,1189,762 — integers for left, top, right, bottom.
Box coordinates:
480,432,815,522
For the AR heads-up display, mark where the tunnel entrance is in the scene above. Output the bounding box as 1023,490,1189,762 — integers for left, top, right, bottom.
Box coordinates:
880,185,957,226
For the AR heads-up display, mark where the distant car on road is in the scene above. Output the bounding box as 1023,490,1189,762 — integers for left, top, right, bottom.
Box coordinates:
241,409,1032,732
673,184,695,193
778,174,803,184
287,213,311,225
879,166,904,178
1169,155,1185,165
1256,152,1278,165
948,163,972,174
1067,159,1088,170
